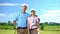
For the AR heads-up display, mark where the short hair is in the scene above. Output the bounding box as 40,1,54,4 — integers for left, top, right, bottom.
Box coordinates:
22,6,27,8
31,10,36,12
22,4,27,8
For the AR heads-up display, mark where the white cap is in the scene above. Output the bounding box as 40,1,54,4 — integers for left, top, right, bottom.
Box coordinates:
22,4,27,7
30,8,35,11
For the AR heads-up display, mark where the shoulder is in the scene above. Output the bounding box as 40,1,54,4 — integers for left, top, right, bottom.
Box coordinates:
25,12,30,16
35,15,38,17
35,15,40,19
28,15,31,18
35,15,38,18
27,16,30,20
26,13,29,15
27,15,32,19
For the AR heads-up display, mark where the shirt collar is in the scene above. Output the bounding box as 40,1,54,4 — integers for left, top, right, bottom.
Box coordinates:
20,11,26,14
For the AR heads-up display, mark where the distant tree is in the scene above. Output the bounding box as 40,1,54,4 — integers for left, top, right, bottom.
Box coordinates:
44,22,48,25
8,21,11,25
8,21,13,26
49,22,60,26
40,23,44,30
0,23,7,26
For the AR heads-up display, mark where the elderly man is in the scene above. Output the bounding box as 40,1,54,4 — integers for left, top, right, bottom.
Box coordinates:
13,4,29,34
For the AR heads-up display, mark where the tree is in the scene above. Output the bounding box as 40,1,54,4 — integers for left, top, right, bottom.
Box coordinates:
8,21,11,25
40,23,44,30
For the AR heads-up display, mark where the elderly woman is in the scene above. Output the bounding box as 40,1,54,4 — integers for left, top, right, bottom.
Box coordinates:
27,9,40,34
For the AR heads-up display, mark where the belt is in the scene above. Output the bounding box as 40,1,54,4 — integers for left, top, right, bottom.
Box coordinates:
30,28,37,30
17,27,27,29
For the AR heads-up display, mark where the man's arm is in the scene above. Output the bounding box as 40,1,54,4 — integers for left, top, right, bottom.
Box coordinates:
35,15,40,26
38,18,40,24
27,17,30,34
36,18,40,28
27,21,30,34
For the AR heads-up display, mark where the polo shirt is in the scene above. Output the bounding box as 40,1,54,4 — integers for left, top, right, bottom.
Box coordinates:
27,16,39,29
15,12,29,27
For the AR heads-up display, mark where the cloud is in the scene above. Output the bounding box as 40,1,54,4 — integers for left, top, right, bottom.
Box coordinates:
40,14,55,18
0,13,8,22
39,10,60,18
45,10,60,14
0,13,16,22
0,3,21,6
0,13,7,17
39,10,60,23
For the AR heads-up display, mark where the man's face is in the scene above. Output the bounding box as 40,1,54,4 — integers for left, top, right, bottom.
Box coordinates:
22,6,27,12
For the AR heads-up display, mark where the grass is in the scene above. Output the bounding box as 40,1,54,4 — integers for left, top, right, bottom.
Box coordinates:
0,25,60,34
0,30,15,34
0,30,60,34
40,30,60,34
44,25,60,31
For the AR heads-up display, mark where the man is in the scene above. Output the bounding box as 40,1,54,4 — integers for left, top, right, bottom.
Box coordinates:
13,4,29,34
27,9,40,34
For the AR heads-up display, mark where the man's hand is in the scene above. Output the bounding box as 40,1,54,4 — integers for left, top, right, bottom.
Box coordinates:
13,20,16,27
35,18,40,28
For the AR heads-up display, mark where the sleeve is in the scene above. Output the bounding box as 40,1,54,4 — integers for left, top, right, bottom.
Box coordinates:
13,15,18,21
13,13,19,21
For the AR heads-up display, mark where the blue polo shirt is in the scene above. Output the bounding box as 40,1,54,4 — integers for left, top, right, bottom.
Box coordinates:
15,12,29,27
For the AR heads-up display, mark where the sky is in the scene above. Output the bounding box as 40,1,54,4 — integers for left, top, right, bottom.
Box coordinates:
0,0,60,23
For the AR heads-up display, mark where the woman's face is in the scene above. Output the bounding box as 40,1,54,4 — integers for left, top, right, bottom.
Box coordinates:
31,11,35,16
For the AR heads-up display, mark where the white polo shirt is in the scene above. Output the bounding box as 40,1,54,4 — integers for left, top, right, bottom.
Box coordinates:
27,16,39,29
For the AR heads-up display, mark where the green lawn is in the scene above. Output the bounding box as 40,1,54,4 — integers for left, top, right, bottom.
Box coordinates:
0,30,60,34
40,30,60,34
44,25,60,31
0,30,15,34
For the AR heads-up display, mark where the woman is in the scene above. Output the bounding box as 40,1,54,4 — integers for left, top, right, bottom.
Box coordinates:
27,9,40,34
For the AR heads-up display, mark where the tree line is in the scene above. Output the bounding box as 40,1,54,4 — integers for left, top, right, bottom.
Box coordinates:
0,21,60,30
